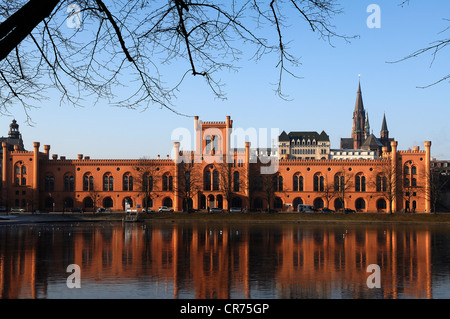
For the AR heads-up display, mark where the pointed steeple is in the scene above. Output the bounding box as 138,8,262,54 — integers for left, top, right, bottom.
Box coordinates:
380,113,389,140
354,80,365,114
351,77,366,149
364,112,370,139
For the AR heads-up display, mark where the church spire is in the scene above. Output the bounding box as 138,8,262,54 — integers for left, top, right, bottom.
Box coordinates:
351,77,366,149
380,113,389,140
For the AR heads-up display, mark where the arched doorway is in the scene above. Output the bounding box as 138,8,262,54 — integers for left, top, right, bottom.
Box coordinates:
313,198,324,210
63,197,74,210
355,198,366,212
334,198,343,211
216,195,223,209
123,197,133,210
207,194,215,208
84,197,94,209
200,195,206,209
293,197,303,210
45,197,54,210
254,197,263,210
182,197,193,211
376,198,387,212
103,197,113,208
231,197,242,208
274,197,283,210
163,197,173,207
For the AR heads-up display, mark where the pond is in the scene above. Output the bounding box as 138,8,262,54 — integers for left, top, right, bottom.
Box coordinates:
1,221,449,299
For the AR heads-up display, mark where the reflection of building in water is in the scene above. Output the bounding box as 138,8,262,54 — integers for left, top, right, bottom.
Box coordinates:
0,224,434,299
275,226,432,298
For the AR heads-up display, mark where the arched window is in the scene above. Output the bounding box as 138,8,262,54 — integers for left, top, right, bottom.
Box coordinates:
14,161,27,187
213,170,220,191
103,173,114,191
206,135,212,152
123,173,133,191
376,175,387,192
411,178,417,187
313,174,324,192
278,176,283,191
355,174,366,192
83,173,94,191
411,166,417,175
45,176,55,191
293,174,304,191
204,170,211,191
143,173,153,192
233,171,240,192
64,175,75,191
404,166,410,175
162,174,172,191
334,174,345,192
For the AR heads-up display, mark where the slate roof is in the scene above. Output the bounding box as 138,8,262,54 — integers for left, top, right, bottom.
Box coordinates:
279,130,330,142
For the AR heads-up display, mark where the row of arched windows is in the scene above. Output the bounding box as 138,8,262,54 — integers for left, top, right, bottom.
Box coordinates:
42,172,172,192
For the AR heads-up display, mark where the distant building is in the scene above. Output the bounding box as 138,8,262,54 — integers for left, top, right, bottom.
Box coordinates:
329,149,377,160
340,82,393,156
278,130,330,160
0,119,25,152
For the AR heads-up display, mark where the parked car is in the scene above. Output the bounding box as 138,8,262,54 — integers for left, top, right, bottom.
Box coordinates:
142,208,155,213
297,204,315,213
229,207,243,213
158,206,174,212
210,207,224,213
96,207,106,213
0,206,7,212
10,207,25,212
321,207,335,213
343,208,356,214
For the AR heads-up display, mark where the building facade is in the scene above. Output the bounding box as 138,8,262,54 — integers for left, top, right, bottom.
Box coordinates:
278,131,330,160
0,115,432,213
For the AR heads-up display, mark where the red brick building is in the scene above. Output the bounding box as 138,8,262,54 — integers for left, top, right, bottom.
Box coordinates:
0,112,432,213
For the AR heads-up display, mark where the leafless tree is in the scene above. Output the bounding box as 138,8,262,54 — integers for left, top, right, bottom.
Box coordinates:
177,160,202,212
0,0,355,119
423,168,449,214
390,0,450,88
370,161,401,214
333,167,354,212
214,161,246,211
321,174,336,209
133,159,161,213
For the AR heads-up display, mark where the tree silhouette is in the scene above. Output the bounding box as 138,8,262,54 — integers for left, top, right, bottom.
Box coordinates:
0,0,354,118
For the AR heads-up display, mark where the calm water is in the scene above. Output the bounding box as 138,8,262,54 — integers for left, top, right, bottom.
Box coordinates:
1,221,450,299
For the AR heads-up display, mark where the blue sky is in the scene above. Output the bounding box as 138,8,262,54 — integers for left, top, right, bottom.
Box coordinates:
1,0,450,160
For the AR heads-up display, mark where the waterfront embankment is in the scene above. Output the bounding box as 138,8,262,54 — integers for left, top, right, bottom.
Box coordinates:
2,211,450,225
